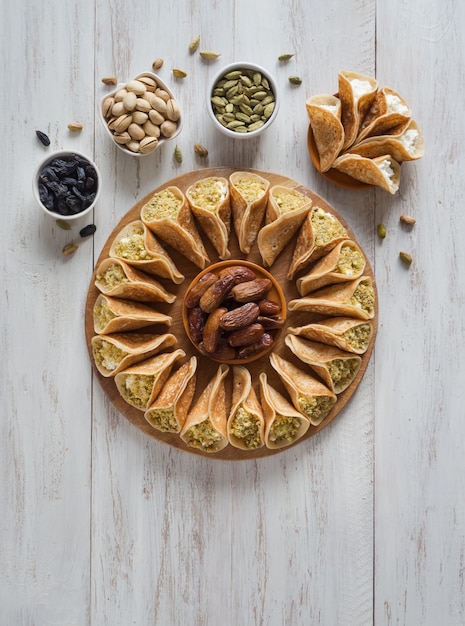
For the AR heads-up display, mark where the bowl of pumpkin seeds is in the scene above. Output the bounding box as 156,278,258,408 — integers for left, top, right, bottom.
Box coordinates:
207,62,279,138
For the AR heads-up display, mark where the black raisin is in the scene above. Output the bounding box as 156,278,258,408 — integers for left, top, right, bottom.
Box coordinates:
36,130,50,146
79,224,97,237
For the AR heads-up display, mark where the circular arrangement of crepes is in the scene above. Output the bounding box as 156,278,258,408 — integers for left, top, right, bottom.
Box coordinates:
85,167,378,459
306,70,425,193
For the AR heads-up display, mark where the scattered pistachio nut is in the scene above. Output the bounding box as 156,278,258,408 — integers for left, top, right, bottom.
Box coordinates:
189,35,200,54
56,219,71,230
101,76,118,85
172,68,187,78
278,53,294,61
152,58,164,71
400,214,416,226
288,75,302,85
399,251,413,266
377,223,387,239
199,50,221,60
36,130,50,146
174,145,183,163
194,143,208,157
67,121,83,132
62,243,79,256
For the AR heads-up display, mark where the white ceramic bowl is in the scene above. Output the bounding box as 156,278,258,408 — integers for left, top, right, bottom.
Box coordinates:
99,71,182,157
207,62,280,139
33,150,101,221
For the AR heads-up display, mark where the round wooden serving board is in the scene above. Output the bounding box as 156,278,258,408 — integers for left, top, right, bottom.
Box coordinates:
85,167,378,460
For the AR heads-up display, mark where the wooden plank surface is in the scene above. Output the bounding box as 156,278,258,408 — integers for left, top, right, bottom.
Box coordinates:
1,0,464,624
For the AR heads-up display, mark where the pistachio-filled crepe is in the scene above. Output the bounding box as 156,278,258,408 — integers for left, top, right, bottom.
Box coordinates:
356,87,411,143
109,220,184,283
93,294,172,334
287,317,374,355
296,240,366,295
338,70,378,149
227,366,265,450
288,206,349,279
257,185,313,267
140,186,209,268
259,372,310,449
180,364,229,453
229,171,270,254
185,177,231,260
144,356,197,433
306,94,345,172
288,276,376,320
347,119,425,163
332,153,401,194
94,258,176,303
285,334,361,394
114,349,185,411
91,332,177,378
269,353,337,426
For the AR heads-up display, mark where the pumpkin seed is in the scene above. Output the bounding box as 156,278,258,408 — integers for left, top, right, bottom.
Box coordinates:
278,53,294,61
189,35,200,54
199,50,221,60
172,68,187,78
62,243,79,256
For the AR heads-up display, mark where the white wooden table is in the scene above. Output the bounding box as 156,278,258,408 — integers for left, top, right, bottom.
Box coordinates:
2,1,464,624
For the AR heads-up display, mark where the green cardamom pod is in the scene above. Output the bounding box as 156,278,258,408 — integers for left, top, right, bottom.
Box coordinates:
288,75,302,85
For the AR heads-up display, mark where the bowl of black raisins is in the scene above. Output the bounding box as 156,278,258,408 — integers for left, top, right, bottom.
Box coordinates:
33,150,101,221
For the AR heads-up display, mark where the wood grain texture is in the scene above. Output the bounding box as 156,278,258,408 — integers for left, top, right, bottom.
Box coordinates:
2,0,464,624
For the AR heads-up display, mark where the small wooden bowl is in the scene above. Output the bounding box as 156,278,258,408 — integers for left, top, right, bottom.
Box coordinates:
182,260,287,365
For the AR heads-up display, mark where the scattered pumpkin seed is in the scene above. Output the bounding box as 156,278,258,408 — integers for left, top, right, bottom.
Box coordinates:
174,145,183,163
189,35,201,54
377,223,387,239
288,75,302,85
400,214,416,226
67,121,83,132
62,243,79,256
101,76,118,85
199,50,221,60
172,68,187,78
36,130,50,146
399,251,413,266
278,53,294,61
194,143,208,157
79,224,97,237
152,58,164,71
55,219,71,230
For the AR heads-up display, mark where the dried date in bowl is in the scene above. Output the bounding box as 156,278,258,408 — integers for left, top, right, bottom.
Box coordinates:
33,150,101,221
182,260,287,364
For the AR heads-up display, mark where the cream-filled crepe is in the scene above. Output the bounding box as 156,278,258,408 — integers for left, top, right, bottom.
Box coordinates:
306,94,345,172
346,119,425,163
287,317,373,355
269,353,337,426
180,364,229,453
109,220,184,283
332,153,401,194
257,185,313,267
356,87,411,143
287,206,348,279
140,186,209,268
285,334,361,394
94,258,176,303
338,70,378,149
144,356,197,433
91,332,177,378
114,349,185,411
296,240,366,295
259,372,310,449
229,171,270,253
288,276,376,320
93,294,172,334
227,366,265,450
185,177,231,260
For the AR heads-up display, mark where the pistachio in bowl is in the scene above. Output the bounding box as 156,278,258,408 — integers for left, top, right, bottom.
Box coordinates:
99,71,182,156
